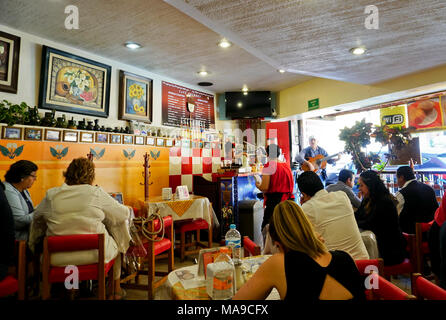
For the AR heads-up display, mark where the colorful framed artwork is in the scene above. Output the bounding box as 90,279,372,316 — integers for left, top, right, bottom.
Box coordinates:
119,70,153,123
38,46,111,118
80,132,94,143
135,136,145,145
156,138,164,147
146,136,155,146
123,135,133,144
95,132,108,143
63,130,78,142
24,128,43,141
44,129,62,141
165,139,173,147
2,126,22,140
0,31,20,93
110,134,122,144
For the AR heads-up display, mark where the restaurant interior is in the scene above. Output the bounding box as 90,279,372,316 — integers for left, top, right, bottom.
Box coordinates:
1,0,446,302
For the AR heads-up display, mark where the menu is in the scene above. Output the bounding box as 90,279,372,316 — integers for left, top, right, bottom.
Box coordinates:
162,81,215,129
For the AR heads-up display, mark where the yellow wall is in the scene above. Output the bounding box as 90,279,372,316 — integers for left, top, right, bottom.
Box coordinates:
278,64,446,118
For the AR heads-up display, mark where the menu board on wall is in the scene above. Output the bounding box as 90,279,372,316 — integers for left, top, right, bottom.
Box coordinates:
161,81,215,129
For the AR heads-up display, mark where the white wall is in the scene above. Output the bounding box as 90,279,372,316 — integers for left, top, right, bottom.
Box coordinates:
0,24,222,130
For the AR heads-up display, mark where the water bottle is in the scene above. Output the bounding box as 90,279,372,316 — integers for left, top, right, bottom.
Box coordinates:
209,252,235,300
225,224,241,265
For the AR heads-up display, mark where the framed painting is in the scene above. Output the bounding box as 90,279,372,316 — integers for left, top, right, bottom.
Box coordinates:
2,126,22,140
146,136,155,146
156,138,165,147
0,31,20,93
135,136,145,145
165,139,173,147
119,70,153,123
110,134,122,144
24,128,43,141
38,46,111,118
63,130,78,142
44,129,62,141
80,132,94,143
123,135,133,144
95,132,108,143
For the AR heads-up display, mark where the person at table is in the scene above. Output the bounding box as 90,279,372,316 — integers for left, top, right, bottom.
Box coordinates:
297,171,369,260
355,170,406,266
233,200,365,301
428,192,446,285
326,169,361,211
255,143,294,230
395,166,438,234
3,160,38,241
29,157,132,300
0,181,15,282
294,136,340,183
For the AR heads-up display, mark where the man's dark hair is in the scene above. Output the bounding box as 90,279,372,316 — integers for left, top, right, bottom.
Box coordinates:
297,171,324,197
266,144,281,159
396,166,415,181
338,169,354,183
4,160,38,183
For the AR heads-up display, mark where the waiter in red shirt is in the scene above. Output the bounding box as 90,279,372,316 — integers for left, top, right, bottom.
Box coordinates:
255,144,295,229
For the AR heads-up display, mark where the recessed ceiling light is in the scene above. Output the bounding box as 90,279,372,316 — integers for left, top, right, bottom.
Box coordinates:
243,92,248,95
242,86,248,92
218,38,232,48
237,102,243,108
198,82,213,86
278,69,285,73
350,47,366,55
125,42,141,50
197,70,209,76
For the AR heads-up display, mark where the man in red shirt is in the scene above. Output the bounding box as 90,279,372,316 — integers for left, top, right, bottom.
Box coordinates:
255,144,294,229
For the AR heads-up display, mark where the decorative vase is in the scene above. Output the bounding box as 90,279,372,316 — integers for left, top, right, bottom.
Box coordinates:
94,119,100,131
100,125,106,132
86,121,94,131
113,127,120,133
67,117,77,129
77,118,86,130
41,110,56,127
27,106,41,125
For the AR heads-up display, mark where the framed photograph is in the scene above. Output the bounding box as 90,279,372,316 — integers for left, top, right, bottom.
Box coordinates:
123,135,133,144
135,136,145,145
44,129,62,141
119,70,153,123
80,132,94,143
24,128,43,141
165,139,173,147
0,31,20,93
110,134,122,144
146,136,155,146
95,132,108,143
38,46,111,118
2,126,22,140
156,138,164,147
63,130,78,142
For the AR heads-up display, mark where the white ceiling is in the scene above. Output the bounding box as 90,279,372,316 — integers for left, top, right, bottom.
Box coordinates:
1,0,446,93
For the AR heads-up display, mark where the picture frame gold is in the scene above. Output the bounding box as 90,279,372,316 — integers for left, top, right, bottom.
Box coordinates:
24,128,43,141
110,134,122,144
2,126,22,140
44,128,62,141
80,131,94,143
63,130,78,142
146,136,155,146
123,135,133,144
95,132,108,143
135,136,145,145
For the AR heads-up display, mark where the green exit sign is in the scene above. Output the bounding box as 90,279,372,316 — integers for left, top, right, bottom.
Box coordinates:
308,98,319,111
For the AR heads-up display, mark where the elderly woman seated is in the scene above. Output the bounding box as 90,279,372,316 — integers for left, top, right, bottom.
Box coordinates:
29,157,132,300
233,200,365,301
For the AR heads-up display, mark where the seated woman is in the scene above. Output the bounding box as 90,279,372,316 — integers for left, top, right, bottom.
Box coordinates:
29,157,132,300
233,200,365,301
355,170,406,266
4,160,38,240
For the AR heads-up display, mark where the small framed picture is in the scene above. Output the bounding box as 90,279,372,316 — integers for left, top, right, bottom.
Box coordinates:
156,138,164,147
135,136,145,145
24,128,43,141
204,141,211,149
63,130,78,142
96,132,108,143
44,129,62,141
123,135,133,144
165,139,173,147
146,137,155,146
80,132,94,143
110,134,122,144
2,126,22,140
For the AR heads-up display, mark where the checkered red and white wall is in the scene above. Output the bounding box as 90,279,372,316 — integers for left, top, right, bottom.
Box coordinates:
169,146,221,192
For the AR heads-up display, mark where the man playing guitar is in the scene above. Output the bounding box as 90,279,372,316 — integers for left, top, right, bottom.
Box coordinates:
294,136,341,183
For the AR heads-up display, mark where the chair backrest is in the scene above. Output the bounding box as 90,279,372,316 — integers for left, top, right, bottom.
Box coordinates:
243,236,261,257
411,273,446,300
414,221,433,273
46,234,104,253
355,258,384,276
370,273,415,300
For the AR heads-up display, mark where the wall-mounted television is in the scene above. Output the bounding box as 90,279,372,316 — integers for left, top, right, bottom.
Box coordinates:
225,91,272,119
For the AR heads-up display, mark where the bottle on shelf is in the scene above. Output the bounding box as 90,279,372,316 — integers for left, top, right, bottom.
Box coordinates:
225,224,242,265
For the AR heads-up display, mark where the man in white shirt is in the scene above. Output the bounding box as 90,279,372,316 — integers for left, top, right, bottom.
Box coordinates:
297,171,369,260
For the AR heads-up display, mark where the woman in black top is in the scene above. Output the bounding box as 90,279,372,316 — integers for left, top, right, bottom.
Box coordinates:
233,200,365,301
355,170,406,266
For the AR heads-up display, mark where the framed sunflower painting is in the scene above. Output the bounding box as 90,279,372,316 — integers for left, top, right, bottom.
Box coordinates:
119,70,153,123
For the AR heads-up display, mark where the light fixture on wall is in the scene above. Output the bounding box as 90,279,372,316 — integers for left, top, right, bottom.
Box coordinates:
125,42,142,50
218,38,232,48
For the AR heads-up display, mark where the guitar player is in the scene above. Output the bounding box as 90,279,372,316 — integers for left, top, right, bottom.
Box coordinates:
294,136,341,183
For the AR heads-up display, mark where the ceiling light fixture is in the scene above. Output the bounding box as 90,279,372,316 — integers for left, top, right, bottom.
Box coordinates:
218,38,232,48
350,47,366,55
243,92,248,95
237,102,243,108
125,42,142,50
242,86,248,92
278,69,285,73
197,70,209,76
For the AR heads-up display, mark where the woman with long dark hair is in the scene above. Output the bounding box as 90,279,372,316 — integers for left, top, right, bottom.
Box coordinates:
355,170,406,266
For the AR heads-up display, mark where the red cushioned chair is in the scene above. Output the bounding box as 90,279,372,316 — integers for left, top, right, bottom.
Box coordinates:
175,214,213,262
355,258,384,276
414,221,434,275
42,234,115,300
383,233,417,279
368,273,415,300
121,215,174,299
411,273,446,300
0,240,26,299
243,236,261,257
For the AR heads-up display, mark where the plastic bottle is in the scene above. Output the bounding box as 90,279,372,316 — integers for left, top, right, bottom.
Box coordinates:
210,252,235,300
225,224,242,265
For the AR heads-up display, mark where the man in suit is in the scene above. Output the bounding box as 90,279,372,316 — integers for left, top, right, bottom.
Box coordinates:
395,166,438,234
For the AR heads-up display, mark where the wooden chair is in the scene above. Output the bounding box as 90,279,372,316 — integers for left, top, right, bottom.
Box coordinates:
243,236,261,257
368,273,416,300
414,221,434,275
42,234,115,300
121,215,174,299
383,233,417,279
0,240,26,300
355,258,384,276
411,273,446,300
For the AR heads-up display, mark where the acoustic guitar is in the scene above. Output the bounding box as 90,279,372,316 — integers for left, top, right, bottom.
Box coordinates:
301,153,342,172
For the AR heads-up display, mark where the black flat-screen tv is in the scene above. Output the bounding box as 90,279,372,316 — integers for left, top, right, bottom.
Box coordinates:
225,91,272,119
